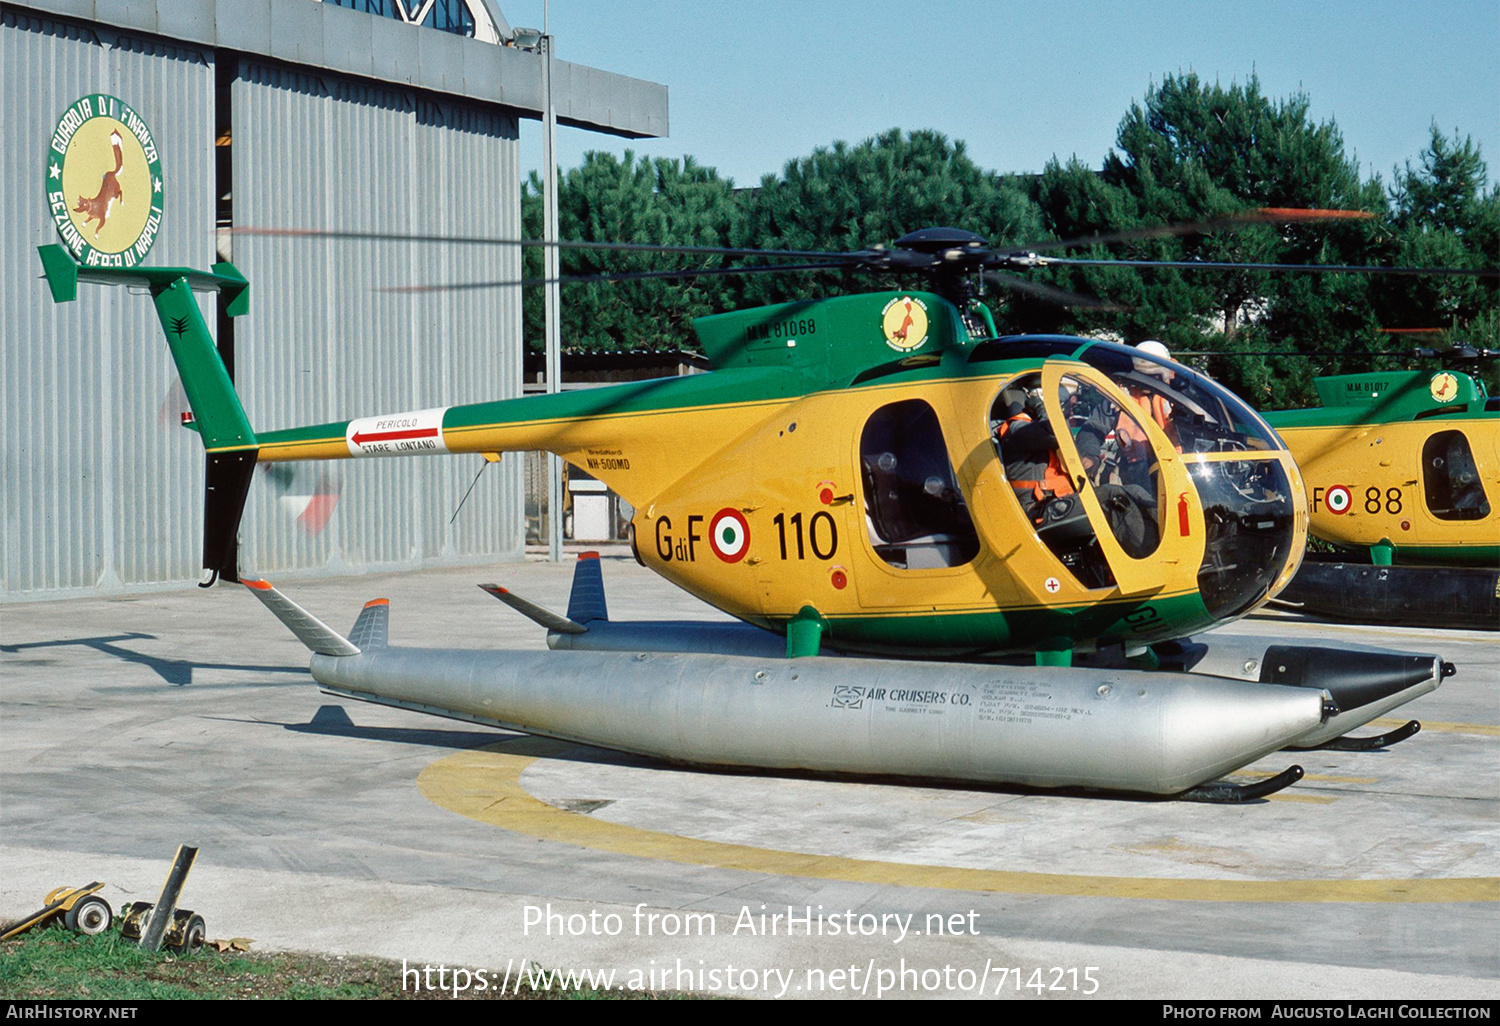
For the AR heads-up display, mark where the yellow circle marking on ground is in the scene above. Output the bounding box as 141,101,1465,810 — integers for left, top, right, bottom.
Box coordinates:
417,739,1498,904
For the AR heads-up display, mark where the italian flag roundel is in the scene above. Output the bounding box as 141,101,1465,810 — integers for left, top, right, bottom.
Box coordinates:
1325,485,1352,515
709,507,750,563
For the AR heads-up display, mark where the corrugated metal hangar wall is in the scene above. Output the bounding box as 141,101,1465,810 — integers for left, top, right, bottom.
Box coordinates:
230,60,522,579
3,9,217,596
1,1,667,600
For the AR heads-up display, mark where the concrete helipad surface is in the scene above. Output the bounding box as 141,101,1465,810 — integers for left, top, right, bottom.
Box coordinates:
2,553,1496,1000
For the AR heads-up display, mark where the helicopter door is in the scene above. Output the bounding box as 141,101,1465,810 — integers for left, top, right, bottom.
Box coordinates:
1039,362,1169,596
850,397,982,613
858,399,981,572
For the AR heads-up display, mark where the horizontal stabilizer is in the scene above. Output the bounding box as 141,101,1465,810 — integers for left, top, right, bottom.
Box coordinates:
348,598,390,650
478,583,588,634
242,579,361,656
38,244,249,313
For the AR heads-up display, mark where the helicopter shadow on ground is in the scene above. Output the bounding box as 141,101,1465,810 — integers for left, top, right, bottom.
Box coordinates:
0,633,309,687
1251,600,1496,634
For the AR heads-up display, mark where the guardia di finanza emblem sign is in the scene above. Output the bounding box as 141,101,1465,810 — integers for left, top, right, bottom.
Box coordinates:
47,94,164,267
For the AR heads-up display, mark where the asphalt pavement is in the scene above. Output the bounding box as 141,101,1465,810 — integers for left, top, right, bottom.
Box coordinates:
2,552,1495,1000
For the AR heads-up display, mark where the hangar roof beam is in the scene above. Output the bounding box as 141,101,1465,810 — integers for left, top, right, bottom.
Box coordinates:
9,0,667,139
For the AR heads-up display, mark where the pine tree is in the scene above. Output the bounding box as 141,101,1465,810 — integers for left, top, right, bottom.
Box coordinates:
1375,126,1500,355
734,128,1042,309
523,151,743,351
1032,73,1387,406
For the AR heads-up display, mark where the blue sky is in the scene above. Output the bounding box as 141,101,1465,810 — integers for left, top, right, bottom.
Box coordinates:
504,0,1500,192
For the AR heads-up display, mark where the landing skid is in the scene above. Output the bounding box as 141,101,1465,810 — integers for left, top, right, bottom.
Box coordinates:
1294,719,1421,752
1179,765,1304,803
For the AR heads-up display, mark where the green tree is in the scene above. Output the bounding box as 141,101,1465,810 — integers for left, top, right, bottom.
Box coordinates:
733,128,1044,310
1031,73,1388,406
522,151,743,351
1375,126,1500,355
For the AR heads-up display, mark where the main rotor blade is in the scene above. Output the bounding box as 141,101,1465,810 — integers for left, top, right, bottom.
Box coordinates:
1042,257,1499,278
1024,208,1377,255
1175,350,1397,358
378,261,849,294
981,270,1127,311
1176,347,1499,360
231,226,849,262
236,218,1493,284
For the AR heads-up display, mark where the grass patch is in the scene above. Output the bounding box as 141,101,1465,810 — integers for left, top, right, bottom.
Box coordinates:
0,924,690,1000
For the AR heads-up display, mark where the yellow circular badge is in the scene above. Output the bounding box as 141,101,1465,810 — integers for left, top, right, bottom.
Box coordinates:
46,95,163,267
1430,372,1459,404
881,295,929,352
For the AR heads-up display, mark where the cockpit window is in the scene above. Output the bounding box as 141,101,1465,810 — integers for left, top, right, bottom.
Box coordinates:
993,370,1171,589
1190,459,1297,619
860,399,979,569
1057,375,1163,559
1075,343,1279,454
974,337,1288,456
992,374,1116,588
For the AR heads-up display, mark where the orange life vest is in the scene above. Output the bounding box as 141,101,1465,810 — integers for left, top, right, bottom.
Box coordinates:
1001,413,1075,507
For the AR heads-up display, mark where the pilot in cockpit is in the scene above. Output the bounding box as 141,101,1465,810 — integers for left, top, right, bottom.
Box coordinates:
994,379,1075,528
1126,339,1182,449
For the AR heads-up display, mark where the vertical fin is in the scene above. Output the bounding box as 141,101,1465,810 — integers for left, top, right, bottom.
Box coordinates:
150,276,255,451
202,450,257,585
565,551,609,624
37,246,257,585
155,273,257,585
348,598,390,650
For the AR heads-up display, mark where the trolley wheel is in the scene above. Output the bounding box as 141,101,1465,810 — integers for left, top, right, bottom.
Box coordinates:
65,896,113,936
117,901,152,940
170,914,206,953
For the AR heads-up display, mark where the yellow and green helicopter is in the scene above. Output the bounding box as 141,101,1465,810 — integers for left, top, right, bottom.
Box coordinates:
37,228,1313,660
1259,350,1499,628
34,224,1477,799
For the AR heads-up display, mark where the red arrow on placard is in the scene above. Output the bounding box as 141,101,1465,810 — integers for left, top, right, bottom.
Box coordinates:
351,427,439,446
